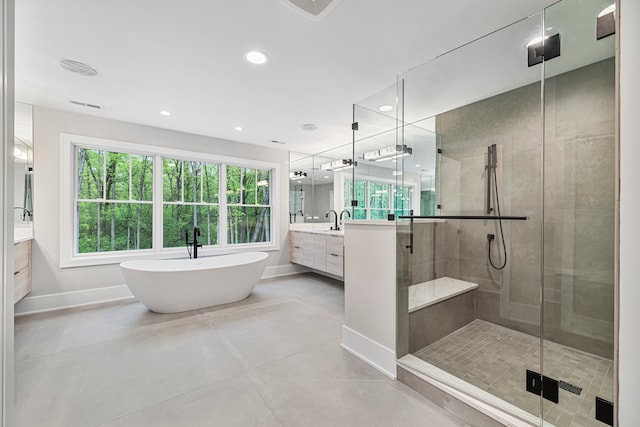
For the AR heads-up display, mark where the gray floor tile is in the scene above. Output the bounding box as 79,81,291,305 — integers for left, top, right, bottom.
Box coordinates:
102,374,281,427
249,377,466,427
16,321,245,427
15,273,465,427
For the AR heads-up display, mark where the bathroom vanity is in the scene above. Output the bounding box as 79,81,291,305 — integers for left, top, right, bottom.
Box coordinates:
289,229,344,278
14,228,32,303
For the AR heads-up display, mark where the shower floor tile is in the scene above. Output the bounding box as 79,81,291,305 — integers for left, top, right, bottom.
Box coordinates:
413,319,613,427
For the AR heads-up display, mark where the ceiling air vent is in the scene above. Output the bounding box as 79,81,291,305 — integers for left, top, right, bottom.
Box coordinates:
279,0,342,20
70,100,103,110
59,59,98,77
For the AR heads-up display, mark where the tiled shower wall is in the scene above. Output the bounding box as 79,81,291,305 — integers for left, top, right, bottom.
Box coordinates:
434,58,615,358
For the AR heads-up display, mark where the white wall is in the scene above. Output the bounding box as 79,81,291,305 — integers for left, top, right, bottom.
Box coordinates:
1,1,14,424
26,106,291,299
618,0,640,424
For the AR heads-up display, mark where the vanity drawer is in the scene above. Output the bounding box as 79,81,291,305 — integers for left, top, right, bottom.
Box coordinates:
312,234,327,269
290,243,304,263
313,234,327,252
290,231,314,267
326,235,343,257
14,240,30,272
14,267,31,303
290,231,312,247
326,253,344,277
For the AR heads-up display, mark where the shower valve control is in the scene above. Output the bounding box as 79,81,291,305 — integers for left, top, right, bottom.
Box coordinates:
487,233,495,241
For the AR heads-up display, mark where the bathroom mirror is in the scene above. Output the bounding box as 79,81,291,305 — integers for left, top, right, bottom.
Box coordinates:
14,103,33,235
348,104,437,218
288,152,312,223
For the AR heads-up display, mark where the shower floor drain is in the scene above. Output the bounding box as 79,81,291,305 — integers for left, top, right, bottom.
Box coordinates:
559,380,582,395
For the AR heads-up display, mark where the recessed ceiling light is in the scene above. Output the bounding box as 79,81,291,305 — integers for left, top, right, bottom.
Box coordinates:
59,59,98,76
160,110,171,116
234,126,243,131
379,105,393,112
324,176,329,179
415,164,420,167
301,123,318,131
245,50,268,65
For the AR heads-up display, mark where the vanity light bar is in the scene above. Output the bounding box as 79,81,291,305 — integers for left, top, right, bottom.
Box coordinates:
320,159,356,171
363,150,380,161
363,145,413,162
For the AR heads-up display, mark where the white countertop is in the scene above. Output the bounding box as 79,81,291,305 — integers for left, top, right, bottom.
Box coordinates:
344,219,446,228
343,220,396,227
409,277,478,312
289,228,344,236
14,225,33,243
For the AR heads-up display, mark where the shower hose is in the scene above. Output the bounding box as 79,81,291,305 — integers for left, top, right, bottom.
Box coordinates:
489,164,507,270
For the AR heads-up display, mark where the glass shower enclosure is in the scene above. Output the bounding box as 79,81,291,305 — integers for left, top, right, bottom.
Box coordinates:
353,0,616,425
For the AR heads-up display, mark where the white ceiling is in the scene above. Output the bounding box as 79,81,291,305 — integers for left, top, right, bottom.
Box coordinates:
16,0,560,155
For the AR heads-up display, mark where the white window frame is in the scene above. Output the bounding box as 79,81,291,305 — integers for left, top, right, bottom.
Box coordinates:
160,157,222,248
60,134,280,268
338,172,419,219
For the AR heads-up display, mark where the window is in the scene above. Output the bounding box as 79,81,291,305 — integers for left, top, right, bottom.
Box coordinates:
343,177,416,219
76,148,153,253
393,185,414,217
61,134,279,267
226,166,271,244
369,182,390,219
162,158,219,248
344,178,367,219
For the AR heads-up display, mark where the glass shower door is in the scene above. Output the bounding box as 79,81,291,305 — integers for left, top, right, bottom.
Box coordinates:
388,11,548,424
541,0,617,426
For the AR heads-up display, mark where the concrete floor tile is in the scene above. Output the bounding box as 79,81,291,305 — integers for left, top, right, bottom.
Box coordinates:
103,374,281,427
15,273,465,427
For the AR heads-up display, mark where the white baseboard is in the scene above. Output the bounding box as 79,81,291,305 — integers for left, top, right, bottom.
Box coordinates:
15,285,135,316
341,325,397,379
15,264,309,316
262,263,309,278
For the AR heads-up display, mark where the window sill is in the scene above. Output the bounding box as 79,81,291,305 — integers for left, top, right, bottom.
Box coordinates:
59,242,279,269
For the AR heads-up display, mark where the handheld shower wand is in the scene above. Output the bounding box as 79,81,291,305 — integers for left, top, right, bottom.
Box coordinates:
486,144,497,214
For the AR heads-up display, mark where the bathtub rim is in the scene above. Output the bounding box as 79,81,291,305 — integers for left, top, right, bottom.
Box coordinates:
120,251,269,273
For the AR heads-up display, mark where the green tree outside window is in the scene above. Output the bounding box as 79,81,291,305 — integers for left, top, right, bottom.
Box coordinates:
76,148,153,253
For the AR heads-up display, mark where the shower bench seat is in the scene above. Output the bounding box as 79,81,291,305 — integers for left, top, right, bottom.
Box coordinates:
409,277,478,313
408,277,478,353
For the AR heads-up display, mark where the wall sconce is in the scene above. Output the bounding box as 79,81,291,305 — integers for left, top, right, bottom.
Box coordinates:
289,171,307,180
597,4,615,40
320,159,356,171
363,145,413,162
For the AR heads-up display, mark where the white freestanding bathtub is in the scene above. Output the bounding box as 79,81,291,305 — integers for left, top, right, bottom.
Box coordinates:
120,252,268,313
